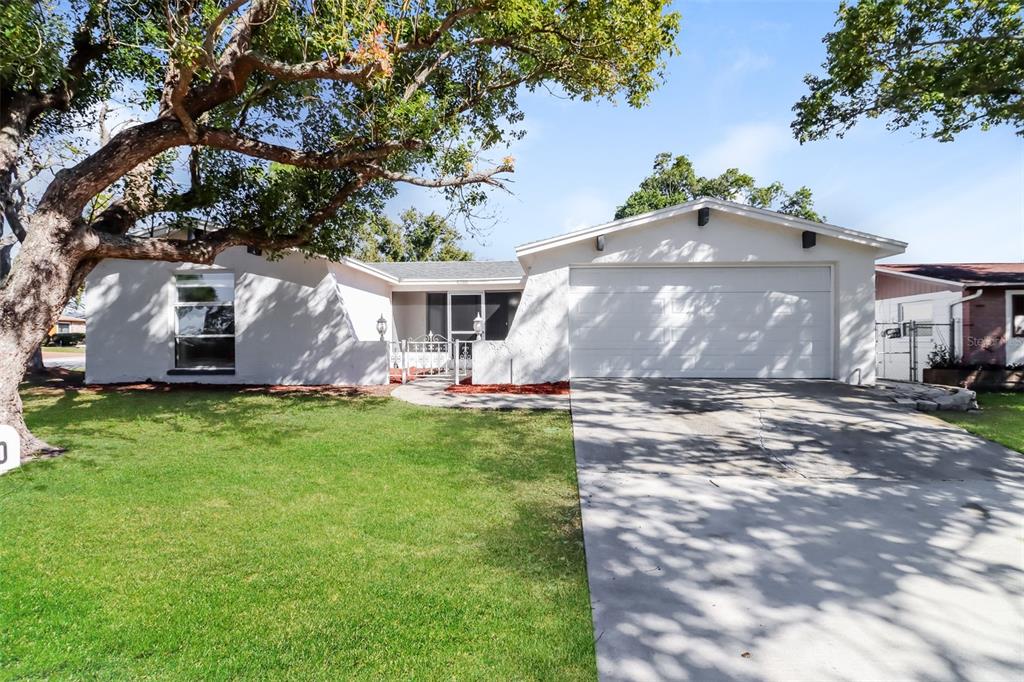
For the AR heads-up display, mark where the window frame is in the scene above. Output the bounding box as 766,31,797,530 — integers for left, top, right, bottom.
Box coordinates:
173,272,236,370
1007,290,1024,339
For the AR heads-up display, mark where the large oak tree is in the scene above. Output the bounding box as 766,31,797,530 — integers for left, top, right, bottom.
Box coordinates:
0,0,679,453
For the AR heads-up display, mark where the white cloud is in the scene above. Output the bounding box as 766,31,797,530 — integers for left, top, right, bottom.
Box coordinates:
696,122,792,177
557,189,615,232
725,49,774,77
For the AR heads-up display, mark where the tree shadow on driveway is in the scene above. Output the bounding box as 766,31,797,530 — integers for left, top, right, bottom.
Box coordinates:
570,378,1024,681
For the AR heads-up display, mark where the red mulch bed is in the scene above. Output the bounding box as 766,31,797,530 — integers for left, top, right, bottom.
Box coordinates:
445,379,569,395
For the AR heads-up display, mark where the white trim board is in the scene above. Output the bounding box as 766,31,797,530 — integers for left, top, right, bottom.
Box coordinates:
517,197,907,258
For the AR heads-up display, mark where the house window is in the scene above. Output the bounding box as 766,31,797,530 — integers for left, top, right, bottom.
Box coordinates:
174,272,235,368
1012,294,1024,338
426,292,447,338
57,323,70,334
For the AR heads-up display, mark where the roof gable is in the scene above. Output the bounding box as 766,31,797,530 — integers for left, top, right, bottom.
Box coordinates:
515,197,907,258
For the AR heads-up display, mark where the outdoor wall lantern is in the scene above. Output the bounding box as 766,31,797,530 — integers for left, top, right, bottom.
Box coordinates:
376,314,388,340
473,312,484,338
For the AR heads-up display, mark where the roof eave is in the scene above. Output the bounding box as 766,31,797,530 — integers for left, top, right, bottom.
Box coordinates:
515,197,907,258
391,276,526,289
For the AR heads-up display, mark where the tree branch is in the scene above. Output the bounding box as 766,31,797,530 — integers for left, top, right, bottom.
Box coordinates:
365,164,511,190
395,5,488,53
239,52,375,83
204,0,251,68
197,128,424,168
86,172,370,262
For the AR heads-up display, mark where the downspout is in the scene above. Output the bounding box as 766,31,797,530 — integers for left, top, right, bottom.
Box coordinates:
948,288,983,360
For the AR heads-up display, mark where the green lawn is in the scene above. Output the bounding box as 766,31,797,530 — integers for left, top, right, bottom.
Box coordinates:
1,388,595,680
939,392,1024,453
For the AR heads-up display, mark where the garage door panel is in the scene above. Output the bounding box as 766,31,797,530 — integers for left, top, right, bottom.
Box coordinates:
666,291,829,315
570,265,832,292
572,293,665,317
570,325,670,347
568,266,833,379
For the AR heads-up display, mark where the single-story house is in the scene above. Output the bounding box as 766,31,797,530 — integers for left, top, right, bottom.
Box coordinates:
875,263,1024,379
49,314,87,336
86,197,907,386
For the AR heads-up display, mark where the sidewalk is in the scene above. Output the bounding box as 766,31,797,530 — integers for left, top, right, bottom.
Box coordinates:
391,376,570,411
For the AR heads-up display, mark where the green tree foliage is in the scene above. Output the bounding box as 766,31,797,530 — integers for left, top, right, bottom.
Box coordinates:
793,0,1024,142
357,208,471,262
615,153,825,222
1,0,681,260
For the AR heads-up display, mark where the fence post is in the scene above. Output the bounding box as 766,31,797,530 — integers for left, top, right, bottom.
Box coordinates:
913,319,921,378
454,341,460,385
401,339,408,384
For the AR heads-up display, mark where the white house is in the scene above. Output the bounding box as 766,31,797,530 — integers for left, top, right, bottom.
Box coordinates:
86,198,906,386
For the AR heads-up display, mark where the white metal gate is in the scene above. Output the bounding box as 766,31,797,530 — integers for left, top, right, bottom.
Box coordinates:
875,321,953,382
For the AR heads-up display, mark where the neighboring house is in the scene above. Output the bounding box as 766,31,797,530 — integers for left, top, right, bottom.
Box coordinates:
49,315,87,336
875,263,1024,380
86,197,906,386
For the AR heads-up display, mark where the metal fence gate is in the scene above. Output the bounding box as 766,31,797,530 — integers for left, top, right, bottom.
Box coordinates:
875,320,954,382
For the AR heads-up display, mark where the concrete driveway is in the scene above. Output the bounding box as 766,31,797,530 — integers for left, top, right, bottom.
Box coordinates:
571,378,1024,681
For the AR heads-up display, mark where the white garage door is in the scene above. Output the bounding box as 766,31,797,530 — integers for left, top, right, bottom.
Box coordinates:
569,266,833,378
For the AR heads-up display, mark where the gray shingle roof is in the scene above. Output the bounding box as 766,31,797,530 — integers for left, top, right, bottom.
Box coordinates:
879,263,1024,285
366,260,524,281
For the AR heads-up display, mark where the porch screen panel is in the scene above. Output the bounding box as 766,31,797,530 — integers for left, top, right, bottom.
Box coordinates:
484,292,520,341
426,293,447,338
450,294,480,332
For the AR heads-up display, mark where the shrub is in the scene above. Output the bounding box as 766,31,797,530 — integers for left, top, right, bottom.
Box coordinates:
47,333,85,347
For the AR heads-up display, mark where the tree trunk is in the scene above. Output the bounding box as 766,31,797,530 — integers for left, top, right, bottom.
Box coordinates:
26,346,45,374
0,210,84,455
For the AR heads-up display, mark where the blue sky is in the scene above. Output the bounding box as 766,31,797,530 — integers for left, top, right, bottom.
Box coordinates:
395,0,1024,264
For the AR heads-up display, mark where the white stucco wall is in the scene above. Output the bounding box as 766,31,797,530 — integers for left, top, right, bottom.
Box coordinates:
86,248,388,385
474,209,887,385
329,262,394,342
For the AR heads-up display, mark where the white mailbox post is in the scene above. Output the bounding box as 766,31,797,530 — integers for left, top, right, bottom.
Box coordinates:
0,424,21,475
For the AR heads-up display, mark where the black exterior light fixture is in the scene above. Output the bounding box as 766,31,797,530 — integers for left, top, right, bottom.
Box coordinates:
697,207,711,227
802,230,817,249
595,235,606,251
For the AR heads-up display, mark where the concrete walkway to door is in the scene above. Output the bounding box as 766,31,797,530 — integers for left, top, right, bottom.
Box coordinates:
571,378,1024,682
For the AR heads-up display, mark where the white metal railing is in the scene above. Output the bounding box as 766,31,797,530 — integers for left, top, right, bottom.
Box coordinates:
388,333,452,383
388,334,478,384
453,339,474,385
